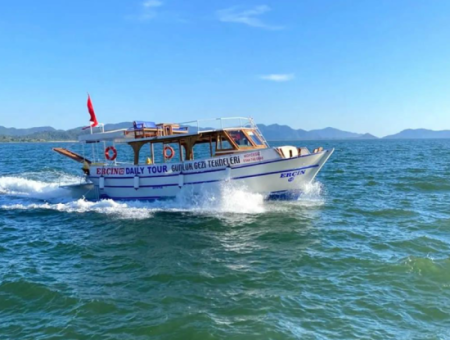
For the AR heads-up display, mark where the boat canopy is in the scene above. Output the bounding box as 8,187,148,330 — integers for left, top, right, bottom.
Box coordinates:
79,117,256,142
78,117,269,165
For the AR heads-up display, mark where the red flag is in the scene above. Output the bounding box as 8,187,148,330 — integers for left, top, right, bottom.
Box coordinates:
83,94,99,130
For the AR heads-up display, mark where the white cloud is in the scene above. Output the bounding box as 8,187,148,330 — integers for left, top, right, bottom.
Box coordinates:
140,0,163,20
217,5,283,30
260,74,295,82
143,0,163,8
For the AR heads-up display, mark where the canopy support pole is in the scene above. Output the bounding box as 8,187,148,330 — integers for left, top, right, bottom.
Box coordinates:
130,142,146,165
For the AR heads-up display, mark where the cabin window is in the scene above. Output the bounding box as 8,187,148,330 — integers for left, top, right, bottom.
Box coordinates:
145,142,182,163
217,135,234,150
228,130,251,147
247,131,264,146
193,143,212,159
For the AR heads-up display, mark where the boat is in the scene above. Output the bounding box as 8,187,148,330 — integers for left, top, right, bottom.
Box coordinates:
53,117,334,200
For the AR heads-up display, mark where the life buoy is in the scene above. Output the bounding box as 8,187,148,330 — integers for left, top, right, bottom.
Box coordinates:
105,146,117,161
163,146,175,160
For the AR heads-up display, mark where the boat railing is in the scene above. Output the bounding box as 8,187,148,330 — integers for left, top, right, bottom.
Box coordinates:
178,117,256,134
79,117,270,147
250,117,269,146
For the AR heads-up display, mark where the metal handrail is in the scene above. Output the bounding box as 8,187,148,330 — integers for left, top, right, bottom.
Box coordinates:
178,117,253,133
249,117,269,147
79,117,269,147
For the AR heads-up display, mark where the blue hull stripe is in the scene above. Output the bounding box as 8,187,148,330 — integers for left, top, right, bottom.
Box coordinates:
232,164,318,180
100,195,166,200
100,189,303,201
184,179,220,186
102,173,179,180
89,151,326,180
105,183,179,188
183,164,318,185
183,168,224,175
99,164,319,189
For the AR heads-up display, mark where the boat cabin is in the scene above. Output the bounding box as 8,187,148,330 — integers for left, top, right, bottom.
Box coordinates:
128,125,267,165
71,117,269,166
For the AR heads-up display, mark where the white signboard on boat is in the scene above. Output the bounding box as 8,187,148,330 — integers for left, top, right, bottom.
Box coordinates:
94,153,267,177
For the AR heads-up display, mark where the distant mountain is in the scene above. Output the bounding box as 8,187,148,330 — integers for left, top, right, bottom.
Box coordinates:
355,133,378,140
257,124,375,140
3,122,449,142
64,122,132,138
0,126,55,136
0,122,376,142
383,129,450,139
257,124,309,140
308,127,362,139
0,122,132,142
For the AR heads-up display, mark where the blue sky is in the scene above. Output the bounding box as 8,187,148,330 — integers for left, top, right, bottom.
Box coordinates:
1,0,449,136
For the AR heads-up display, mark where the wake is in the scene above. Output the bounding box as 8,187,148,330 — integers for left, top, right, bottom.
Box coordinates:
0,174,325,220
0,174,83,199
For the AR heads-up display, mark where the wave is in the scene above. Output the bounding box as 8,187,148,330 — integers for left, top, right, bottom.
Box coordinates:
393,177,450,192
0,174,325,219
402,255,450,281
0,173,84,199
0,183,268,219
1,199,156,220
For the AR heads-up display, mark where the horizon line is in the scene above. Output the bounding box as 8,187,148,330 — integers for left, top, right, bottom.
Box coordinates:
1,122,450,139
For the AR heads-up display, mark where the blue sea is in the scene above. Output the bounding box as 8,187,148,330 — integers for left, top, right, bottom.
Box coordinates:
1,140,449,339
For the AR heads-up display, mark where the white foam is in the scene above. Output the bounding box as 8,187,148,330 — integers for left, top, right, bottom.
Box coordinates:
173,182,267,214
1,199,154,220
291,181,325,207
0,182,269,220
0,176,72,198
1,174,326,220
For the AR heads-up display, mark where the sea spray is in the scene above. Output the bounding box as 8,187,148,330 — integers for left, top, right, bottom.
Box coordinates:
173,181,266,214
0,180,297,219
0,173,325,219
0,176,70,198
1,199,155,220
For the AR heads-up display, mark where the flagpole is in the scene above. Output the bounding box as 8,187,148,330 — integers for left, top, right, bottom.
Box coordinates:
86,93,99,161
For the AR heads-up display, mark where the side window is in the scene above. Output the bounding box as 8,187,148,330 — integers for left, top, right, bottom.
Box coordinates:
193,142,212,158
217,135,234,150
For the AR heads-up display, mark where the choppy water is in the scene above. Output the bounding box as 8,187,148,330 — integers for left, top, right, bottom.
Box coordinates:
1,140,449,340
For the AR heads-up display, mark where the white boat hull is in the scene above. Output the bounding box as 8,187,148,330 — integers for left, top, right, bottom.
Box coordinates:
87,148,334,200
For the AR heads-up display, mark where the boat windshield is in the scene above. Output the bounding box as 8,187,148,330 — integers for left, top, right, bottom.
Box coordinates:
246,130,264,146
228,130,251,147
